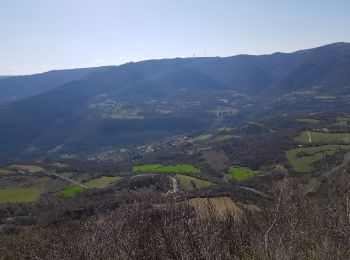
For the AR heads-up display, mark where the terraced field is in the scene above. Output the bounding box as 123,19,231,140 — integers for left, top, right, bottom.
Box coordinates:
0,188,41,203
286,145,349,172
133,164,200,174
227,166,258,181
84,176,122,188
295,131,350,144
175,174,215,190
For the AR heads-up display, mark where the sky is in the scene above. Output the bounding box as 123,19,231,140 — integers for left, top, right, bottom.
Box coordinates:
0,0,350,75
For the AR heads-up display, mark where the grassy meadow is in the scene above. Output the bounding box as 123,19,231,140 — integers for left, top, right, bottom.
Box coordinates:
0,188,41,204
8,165,45,173
188,197,243,218
175,174,215,190
228,166,258,181
189,134,212,142
297,118,319,124
84,176,122,188
0,169,16,174
334,118,350,127
56,185,86,197
133,164,200,174
286,145,349,172
295,131,350,144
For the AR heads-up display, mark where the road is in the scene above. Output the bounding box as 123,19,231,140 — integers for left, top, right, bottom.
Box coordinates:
323,152,350,179
239,186,273,199
307,130,312,144
48,172,88,188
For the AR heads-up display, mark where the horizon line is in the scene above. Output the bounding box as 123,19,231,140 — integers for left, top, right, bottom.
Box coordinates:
2,41,348,77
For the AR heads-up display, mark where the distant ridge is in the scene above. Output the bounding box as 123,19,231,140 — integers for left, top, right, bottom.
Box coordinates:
0,66,115,104
0,42,349,160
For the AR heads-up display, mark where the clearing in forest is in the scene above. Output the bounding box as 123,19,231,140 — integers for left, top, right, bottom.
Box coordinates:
189,197,243,218
334,118,350,127
295,131,350,144
227,166,258,181
0,169,16,174
8,165,45,173
83,176,122,188
297,118,319,124
189,134,212,142
0,188,41,203
286,145,349,172
175,174,215,190
56,185,86,197
132,164,200,174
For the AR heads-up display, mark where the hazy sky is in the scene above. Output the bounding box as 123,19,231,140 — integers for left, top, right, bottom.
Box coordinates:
1,0,350,75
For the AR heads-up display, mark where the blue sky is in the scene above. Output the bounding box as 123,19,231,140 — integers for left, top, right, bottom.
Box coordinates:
1,0,349,75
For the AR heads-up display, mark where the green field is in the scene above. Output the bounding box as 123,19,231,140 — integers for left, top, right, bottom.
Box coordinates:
297,118,319,124
295,131,350,144
0,188,41,204
56,185,86,197
175,174,215,190
228,166,258,181
9,165,45,173
215,135,238,142
0,169,16,174
132,164,200,173
61,153,76,160
84,176,122,188
197,147,211,152
218,127,234,132
189,134,212,142
50,162,68,168
240,122,263,134
286,145,349,172
314,95,336,101
334,118,350,127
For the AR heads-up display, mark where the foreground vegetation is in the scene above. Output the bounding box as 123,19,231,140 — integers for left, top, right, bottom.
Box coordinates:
2,179,350,259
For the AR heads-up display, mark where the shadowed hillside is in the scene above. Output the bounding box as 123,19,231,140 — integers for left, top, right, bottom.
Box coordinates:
0,43,350,160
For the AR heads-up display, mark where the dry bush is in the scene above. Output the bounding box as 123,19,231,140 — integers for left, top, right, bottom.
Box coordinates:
1,179,350,259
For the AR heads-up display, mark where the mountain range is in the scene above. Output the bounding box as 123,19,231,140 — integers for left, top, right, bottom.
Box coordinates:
0,42,350,161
